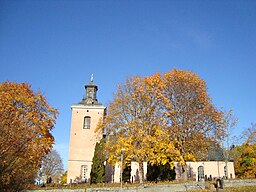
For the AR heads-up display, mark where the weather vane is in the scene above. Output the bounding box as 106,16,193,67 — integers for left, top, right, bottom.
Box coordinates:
91,74,94,82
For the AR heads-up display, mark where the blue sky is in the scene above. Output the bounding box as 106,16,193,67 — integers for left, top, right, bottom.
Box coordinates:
1,0,256,169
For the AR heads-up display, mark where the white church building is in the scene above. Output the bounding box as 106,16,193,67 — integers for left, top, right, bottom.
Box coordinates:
67,78,235,183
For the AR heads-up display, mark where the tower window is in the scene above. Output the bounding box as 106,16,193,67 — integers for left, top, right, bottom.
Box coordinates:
81,165,88,180
83,116,91,129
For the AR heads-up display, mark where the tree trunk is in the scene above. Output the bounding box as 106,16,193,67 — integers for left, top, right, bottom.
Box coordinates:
138,161,144,184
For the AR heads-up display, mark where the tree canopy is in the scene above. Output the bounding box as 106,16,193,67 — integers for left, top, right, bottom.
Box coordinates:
0,81,58,191
97,69,225,182
234,123,256,178
160,70,225,161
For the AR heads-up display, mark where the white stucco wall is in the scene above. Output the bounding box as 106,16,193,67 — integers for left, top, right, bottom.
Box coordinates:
67,105,105,183
175,161,235,181
112,161,147,183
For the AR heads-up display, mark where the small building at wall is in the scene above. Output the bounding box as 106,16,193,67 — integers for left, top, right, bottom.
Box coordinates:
175,161,235,181
107,161,235,183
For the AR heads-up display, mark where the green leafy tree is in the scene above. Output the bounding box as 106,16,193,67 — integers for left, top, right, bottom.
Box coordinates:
147,163,175,182
0,81,58,191
90,138,106,183
122,165,131,183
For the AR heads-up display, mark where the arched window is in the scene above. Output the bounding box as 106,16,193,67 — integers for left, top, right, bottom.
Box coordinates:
83,116,91,129
198,166,204,181
81,165,88,180
224,166,228,178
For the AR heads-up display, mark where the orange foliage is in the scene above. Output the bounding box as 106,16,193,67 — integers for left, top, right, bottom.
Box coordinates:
234,124,256,178
159,69,225,160
97,69,225,182
0,81,58,191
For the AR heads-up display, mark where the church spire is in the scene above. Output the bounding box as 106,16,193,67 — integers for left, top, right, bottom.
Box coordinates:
80,75,99,105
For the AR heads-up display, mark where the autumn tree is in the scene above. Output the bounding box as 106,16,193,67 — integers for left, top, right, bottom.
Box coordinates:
90,138,106,184
98,69,227,182
97,74,184,183
39,149,64,184
0,81,58,191
234,123,256,178
159,69,225,179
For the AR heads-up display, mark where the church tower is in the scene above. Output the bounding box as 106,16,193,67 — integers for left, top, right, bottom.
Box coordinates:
67,76,106,183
